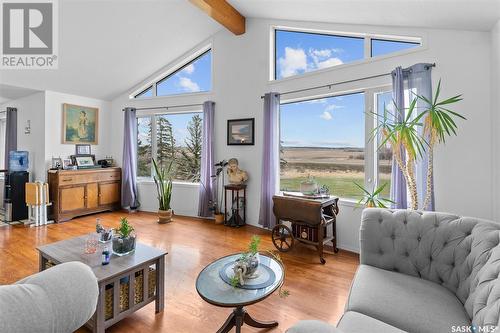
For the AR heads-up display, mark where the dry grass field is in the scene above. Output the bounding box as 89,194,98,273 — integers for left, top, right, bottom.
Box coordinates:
280,147,391,199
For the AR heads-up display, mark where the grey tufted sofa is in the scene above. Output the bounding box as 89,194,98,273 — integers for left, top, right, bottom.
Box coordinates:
0,261,99,333
287,208,500,333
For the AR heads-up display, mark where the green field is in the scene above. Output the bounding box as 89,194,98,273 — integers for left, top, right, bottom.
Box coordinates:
280,147,392,200
280,176,390,200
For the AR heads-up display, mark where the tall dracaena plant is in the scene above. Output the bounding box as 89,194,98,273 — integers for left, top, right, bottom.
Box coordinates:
416,80,464,209
373,98,427,209
152,159,173,211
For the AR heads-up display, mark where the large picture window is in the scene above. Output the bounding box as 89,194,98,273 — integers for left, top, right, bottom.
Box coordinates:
137,112,203,182
279,88,392,200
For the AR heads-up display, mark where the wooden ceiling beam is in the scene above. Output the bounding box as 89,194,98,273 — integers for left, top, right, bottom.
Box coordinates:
189,0,245,35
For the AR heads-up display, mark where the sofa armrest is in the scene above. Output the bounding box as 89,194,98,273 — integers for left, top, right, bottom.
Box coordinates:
0,261,98,333
286,320,343,333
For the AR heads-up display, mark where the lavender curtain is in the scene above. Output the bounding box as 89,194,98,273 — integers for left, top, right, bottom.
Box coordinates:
122,107,140,210
198,101,215,217
5,107,17,170
390,67,408,209
390,64,434,210
258,93,280,228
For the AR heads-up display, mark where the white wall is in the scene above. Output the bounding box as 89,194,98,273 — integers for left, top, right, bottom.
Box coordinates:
44,91,113,171
0,92,46,181
111,18,493,252
492,20,500,221
1,91,112,182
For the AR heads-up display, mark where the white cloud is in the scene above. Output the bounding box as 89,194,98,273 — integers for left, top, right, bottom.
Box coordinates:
320,111,333,120
182,64,195,74
316,57,343,69
178,77,200,92
325,104,344,112
308,48,344,70
278,47,307,78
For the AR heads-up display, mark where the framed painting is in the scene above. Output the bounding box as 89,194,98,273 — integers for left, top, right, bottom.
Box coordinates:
227,118,255,145
62,104,99,144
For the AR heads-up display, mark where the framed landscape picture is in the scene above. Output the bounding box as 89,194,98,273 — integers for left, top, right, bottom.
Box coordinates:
62,103,98,144
227,118,255,145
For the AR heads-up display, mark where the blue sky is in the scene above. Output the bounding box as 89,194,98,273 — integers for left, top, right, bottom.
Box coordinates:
280,92,366,148
157,51,212,96
275,30,418,79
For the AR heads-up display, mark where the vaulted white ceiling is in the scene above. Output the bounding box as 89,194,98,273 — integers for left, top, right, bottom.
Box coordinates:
229,0,500,32
0,0,222,101
1,0,499,102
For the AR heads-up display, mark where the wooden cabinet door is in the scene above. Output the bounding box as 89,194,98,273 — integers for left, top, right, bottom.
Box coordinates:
60,186,86,212
86,183,99,209
99,182,120,206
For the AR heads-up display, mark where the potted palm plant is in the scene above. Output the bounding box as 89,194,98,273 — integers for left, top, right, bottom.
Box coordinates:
372,81,464,209
354,182,394,208
153,159,173,224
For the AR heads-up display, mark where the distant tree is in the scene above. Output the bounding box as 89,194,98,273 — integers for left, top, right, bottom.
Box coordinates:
156,116,176,170
177,115,202,182
137,119,152,177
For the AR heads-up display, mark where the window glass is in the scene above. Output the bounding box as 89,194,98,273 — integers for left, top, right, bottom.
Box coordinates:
375,91,394,197
135,86,153,98
280,92,365,199
371,39,420,57
137,117,152,177
275,30,364,80
157,50,212,96
156,112,203,182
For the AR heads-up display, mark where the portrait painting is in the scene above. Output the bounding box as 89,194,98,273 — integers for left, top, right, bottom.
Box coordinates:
62,103,98,144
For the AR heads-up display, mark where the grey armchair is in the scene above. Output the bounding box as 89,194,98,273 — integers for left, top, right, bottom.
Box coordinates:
288,208,500,333
0,261,99,333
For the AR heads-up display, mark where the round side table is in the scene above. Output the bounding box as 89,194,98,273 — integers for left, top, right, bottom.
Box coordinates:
196,253,284,333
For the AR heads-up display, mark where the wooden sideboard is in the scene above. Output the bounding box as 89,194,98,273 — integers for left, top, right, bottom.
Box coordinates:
48,167,121,223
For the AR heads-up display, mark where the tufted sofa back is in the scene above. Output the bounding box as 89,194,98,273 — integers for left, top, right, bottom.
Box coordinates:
360,208,500,327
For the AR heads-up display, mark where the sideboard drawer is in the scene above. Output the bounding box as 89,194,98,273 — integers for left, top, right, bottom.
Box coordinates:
59,173,100,185
99,171,121,182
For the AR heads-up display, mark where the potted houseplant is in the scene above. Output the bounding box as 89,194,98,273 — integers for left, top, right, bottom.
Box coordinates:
372,80,463,209
112,217,136,256
153,158,173,224
354,182,394,208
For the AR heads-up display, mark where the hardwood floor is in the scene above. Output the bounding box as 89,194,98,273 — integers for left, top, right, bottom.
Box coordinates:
0,211,359,332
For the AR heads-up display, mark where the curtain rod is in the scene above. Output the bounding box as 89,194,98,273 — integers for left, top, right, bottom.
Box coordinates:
260,63,436,99
123,103,203,111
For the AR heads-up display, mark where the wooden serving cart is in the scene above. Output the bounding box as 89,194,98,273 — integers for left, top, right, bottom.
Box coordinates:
272,193,339,264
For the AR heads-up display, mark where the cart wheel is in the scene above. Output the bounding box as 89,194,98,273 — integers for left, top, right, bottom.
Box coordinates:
272,224,294,252
320,258,326,265
333,248,339,254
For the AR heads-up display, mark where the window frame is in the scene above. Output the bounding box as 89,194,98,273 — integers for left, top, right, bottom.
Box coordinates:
134,86,153,99
278,85,392,202
130,45,213,99
136,109,204,184
271,26,422,81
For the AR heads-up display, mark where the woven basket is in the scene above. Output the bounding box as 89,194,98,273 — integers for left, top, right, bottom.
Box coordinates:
104,268,156,320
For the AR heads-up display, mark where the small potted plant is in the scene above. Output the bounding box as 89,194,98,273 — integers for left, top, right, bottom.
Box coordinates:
153,159,173,224
112,217,136,256
354,182,395,208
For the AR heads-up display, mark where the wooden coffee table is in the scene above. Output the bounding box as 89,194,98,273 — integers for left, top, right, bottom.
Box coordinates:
37,234,167,333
